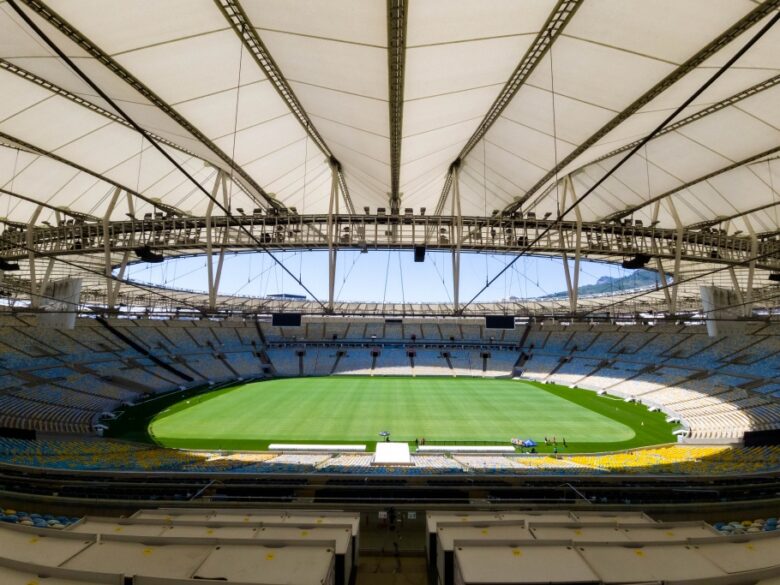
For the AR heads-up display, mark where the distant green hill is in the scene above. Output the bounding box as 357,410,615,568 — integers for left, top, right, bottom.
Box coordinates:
544,269,660,299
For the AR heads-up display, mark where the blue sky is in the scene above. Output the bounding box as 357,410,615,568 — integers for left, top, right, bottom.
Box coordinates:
123,250,640,305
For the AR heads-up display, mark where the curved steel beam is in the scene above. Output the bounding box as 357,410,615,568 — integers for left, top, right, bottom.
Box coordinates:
601,145,780,223
0,186,98,223
0,58,203,163
504,0,780,214
434,0,584,215
687,199,780,231
214,0,355,213
16,0,284,211
5,1,327,308
584,73,780,171
0,132,187,217
387,0,408,210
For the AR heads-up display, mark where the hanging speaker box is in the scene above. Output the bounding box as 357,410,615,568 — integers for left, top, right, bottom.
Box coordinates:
272,313,302,327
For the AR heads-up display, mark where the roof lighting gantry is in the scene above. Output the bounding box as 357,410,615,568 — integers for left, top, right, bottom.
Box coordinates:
3,213,778,274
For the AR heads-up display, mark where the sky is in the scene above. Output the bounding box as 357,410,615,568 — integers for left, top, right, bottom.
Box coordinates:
122,250,642,305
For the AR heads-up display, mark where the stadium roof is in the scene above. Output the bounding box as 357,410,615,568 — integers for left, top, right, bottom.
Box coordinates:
0,0,779,315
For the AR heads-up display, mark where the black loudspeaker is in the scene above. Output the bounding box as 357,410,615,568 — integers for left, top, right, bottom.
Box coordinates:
272,313,302,327
0,426,35,439
621,253,651,269
134,245,164,263
0,258,20,271
744,429,780,446
414,246,425,262
485,315,515,329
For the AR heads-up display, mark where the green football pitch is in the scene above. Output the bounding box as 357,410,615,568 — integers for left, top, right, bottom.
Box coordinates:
146,377,676,452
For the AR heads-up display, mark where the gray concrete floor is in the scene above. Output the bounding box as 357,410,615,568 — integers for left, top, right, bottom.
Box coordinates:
355,555,428,585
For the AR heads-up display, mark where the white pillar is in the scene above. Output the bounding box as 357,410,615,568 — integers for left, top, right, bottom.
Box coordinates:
728,266,746,316
744,217,757,318
27,204,43,307
206,172,224,310
561,175,582,314
126,191,135,218
327,166,339,312
649,202,673,311
103,187,122,310
39,258,55,303
655,257,673,311
111,250,131,309
451,165,462,314
666,199,683,315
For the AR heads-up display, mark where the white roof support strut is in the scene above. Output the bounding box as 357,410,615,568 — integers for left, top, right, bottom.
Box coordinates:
652,201,673,312
110,250,130,310
327,166,340,312
452,164,463,315
206,172,228,310
27,204,43,307
666,199,684,315
561,177,582,314
744,217,757,317
103,187,122,310
728,266,746,318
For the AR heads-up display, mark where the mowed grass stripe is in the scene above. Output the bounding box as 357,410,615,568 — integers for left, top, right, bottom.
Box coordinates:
148,377,674,451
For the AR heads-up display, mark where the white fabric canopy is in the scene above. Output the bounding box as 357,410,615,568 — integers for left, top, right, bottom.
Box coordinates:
0,0,777,315
0,0,777,229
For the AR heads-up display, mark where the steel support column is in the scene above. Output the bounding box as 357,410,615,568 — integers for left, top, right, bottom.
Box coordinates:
653,257,673,310
126,191,136,217
103,187,122,309
110,250,130,308
648,200,673,311
452,166,463,314
27,204,43,307
327,166,340,312
206,173,226,310
560,176,582,313
745,217,757,317
38,258,55,302
728,266,746,316
667,200,684,315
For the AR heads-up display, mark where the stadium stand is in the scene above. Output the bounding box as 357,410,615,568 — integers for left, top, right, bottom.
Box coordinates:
0,507,78,529
2,436,779,476
0,516,342,584
713,517,779,535
4,506,779,585
331,349,374,375
413,349,450,376
2,2,780,582
518,322,780,441
424,510,780,585
0,317,778,448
